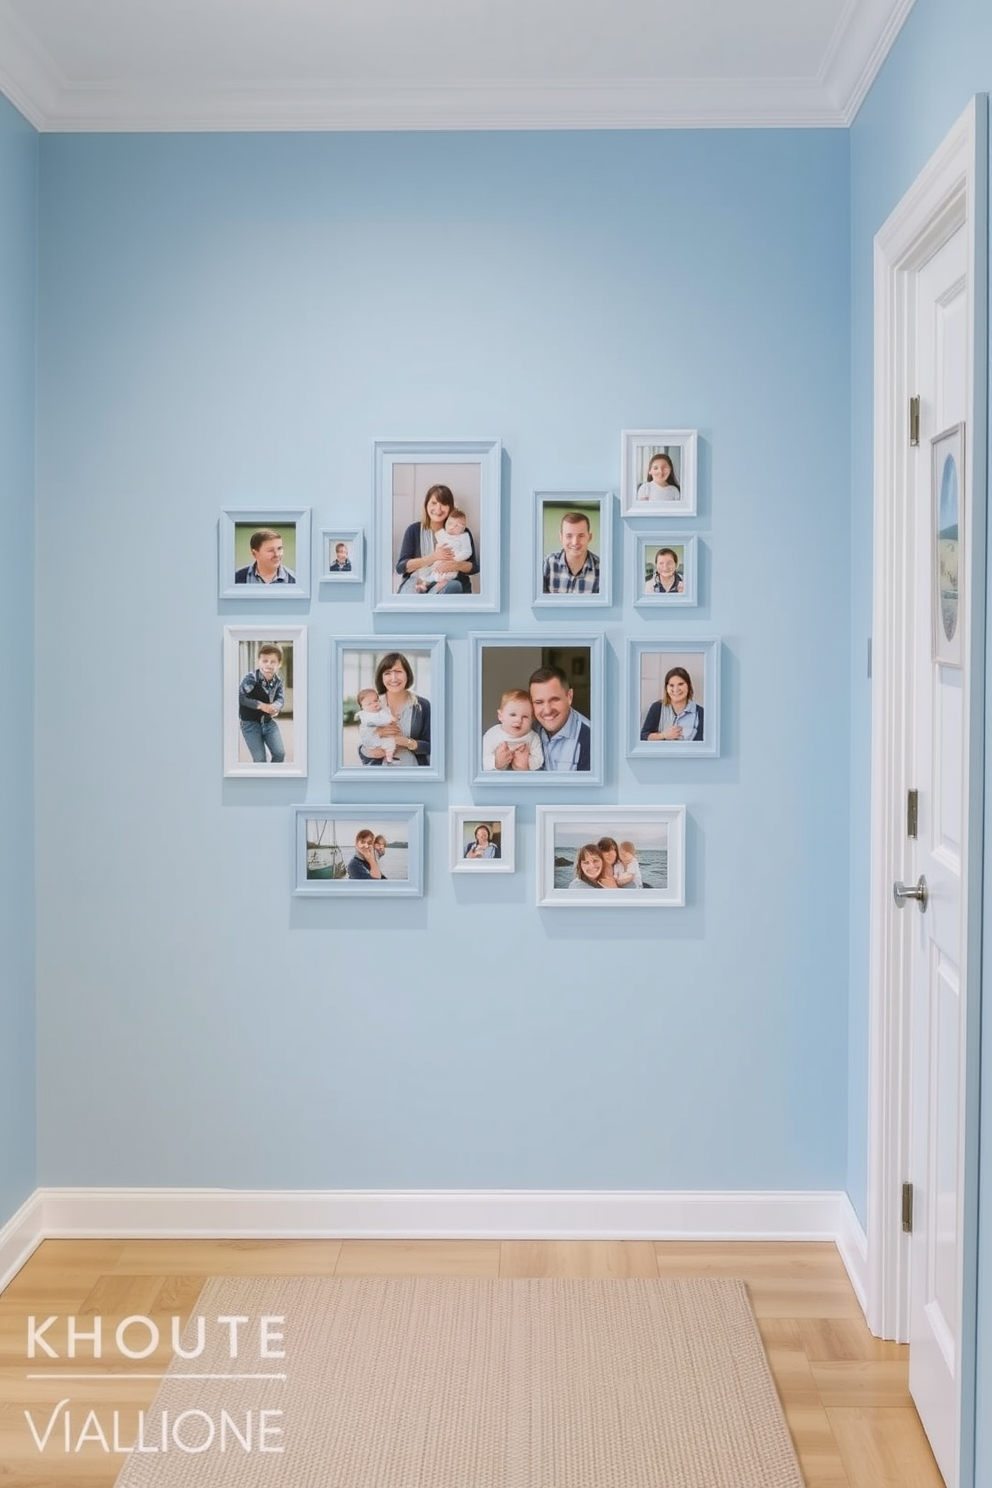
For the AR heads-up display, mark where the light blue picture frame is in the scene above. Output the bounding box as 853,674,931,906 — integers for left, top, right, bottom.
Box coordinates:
294,805,424,898
532,490,613,609
319,528,365,584
331,635,446,783
627,638,720,758
469,632,604,786
219,507,311,600
372,438,502,612
634,533,699,609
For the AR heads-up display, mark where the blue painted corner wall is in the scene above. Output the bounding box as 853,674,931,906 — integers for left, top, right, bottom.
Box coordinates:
0,91,37,1224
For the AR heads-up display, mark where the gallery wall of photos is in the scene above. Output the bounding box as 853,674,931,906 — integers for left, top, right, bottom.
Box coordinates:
219,430,712,909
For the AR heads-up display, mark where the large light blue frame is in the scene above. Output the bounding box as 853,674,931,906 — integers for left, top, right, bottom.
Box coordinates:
372,438,502,612
330,634,446,783
469,632,605,787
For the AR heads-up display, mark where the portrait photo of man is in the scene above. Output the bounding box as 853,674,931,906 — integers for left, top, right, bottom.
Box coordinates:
542,509,600,595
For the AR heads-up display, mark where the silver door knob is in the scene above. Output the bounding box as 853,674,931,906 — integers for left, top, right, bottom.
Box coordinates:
893,875,928,911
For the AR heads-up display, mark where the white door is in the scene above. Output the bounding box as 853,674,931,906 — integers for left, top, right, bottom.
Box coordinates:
904,221,969,1488
869,98,985,1488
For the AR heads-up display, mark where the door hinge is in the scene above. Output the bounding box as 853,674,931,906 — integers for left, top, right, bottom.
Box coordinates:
909,396,921,447
907,789,918,839
902,1181,914,1234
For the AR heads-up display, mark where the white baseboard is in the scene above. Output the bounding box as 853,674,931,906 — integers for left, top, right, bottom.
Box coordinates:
0,1189,46,1292
5,1186,867,1303
835,1191,869,1313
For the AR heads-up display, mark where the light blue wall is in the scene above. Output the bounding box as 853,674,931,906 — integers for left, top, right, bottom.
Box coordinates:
34,128,850,1192
0,93,37,1227
850,0,992,1481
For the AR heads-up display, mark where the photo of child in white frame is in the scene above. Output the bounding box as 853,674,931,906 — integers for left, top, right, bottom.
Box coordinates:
620,430,697,517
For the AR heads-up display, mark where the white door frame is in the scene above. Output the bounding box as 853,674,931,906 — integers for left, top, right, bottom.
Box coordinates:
867,91,987,1466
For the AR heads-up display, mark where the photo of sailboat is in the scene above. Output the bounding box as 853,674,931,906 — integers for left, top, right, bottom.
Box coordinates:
305,819,346,880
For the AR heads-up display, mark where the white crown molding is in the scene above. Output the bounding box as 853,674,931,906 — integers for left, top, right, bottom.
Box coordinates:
0,0,913,132
11,78,853,133
822,0,918,123
0,6,64,129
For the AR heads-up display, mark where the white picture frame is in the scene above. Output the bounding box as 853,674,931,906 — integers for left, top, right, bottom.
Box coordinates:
535,806,686,907
223,625,307,778
620,430,697,518
449,808,516,873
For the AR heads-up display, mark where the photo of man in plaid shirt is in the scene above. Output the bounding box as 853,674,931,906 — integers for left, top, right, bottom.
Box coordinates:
542,511,600,595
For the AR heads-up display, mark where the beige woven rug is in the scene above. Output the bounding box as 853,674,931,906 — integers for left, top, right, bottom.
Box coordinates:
113,1275,804,1487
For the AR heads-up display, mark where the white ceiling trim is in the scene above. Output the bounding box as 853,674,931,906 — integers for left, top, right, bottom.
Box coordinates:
0,0,915,132
820,0,917,123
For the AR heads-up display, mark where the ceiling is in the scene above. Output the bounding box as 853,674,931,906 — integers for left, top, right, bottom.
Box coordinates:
0,0,916,132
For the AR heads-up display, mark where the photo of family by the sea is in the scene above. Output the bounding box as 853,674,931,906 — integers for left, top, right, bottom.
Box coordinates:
391,466,481,597
553,824,668,892
304,818,409,883
479,644,593,774
339,647,434,770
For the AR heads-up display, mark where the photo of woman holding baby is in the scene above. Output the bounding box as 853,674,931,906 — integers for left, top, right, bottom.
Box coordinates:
357,651,431,767
395,484,479,596
374,440,501,614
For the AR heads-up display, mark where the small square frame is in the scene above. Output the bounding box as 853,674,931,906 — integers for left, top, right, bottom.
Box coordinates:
223,625,307,778
469,633,604,786
620,431,697,518
532,491,612,608
319,529,365,584
373,438,502,612
628,638,720,758
931,422,964,667
331,636,446,782
449,808,516,873
294,805,424,897
535,806,686,908
219,508,311,599
634,534,698,608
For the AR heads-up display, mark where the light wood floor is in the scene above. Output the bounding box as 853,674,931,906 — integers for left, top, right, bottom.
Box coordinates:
0,1238,944,1487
